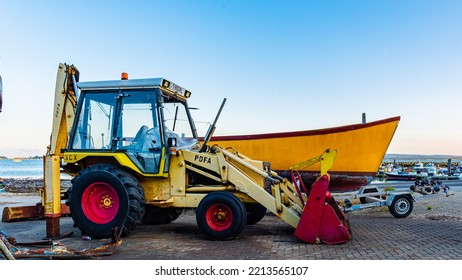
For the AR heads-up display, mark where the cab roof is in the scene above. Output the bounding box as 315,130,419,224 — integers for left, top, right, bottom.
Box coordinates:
77,77,192,99
77,78,165,90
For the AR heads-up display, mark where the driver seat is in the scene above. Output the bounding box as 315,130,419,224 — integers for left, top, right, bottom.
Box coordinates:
131,125,149,151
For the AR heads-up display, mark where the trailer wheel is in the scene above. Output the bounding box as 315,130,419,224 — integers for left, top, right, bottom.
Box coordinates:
68,164,145,238
142,205,182,225
389,195,413,218
244,203,267,225
196,192,247,241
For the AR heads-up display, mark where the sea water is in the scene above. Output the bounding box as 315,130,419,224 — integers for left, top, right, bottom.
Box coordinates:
0,159,44,178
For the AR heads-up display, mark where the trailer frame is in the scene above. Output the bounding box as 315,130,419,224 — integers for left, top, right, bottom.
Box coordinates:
334,181,456,219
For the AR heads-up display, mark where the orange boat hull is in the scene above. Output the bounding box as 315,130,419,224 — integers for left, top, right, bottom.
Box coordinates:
209,116,400,192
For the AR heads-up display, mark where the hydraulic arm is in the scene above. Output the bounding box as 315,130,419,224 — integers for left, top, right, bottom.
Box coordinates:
47,63,79,157
43,63,79,237
178,147,352,244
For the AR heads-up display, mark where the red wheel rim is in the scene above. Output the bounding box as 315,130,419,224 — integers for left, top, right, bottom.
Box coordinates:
81,182,119,224
205,203,233,231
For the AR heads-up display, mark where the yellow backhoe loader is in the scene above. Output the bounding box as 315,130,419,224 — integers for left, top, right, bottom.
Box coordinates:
4,63,352,244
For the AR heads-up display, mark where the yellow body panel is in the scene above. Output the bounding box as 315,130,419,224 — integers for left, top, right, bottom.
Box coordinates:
209,117,399,175
63,151,169,177
43,156,62,216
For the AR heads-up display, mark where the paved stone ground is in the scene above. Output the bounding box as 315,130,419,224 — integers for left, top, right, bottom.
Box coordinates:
1,191,461,260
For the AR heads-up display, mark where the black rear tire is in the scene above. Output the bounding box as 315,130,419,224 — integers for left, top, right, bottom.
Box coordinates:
68,164,145,238
196,192,246,241
244,203,267,225
142,205,182,225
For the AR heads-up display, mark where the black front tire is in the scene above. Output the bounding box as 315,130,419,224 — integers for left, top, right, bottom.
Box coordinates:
68,164,145,238
196,192,247,241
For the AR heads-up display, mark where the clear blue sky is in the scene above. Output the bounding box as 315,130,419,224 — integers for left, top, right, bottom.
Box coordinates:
1,0,461,157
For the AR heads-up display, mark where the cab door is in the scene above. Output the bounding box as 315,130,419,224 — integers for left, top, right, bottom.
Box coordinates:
116,90,163,174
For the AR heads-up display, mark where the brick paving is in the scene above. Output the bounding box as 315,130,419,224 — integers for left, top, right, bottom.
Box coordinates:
1,191,461,260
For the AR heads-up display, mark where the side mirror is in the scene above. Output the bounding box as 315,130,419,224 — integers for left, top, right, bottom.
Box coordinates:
167,137,177,148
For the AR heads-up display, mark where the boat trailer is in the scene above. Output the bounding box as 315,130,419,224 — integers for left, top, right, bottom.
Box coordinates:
334,183,455,218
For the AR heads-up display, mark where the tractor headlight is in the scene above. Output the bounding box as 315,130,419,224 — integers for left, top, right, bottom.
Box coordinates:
162,79,191,98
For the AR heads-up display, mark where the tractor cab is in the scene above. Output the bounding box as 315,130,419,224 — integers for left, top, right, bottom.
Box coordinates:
65,77,199,175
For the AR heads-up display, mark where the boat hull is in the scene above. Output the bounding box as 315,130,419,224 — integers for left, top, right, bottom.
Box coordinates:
209,116,400,192
384,172,417,181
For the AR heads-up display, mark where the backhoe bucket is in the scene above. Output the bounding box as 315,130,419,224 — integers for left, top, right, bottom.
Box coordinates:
294,174,351,244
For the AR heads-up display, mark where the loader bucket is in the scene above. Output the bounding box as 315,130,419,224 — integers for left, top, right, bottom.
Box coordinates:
294,174,351,244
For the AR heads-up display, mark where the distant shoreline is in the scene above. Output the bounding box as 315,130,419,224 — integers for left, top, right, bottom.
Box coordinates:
0,178,71,193
0,156,42,160
384,154,462,162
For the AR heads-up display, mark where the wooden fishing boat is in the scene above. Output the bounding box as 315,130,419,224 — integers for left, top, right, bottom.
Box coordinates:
209,116,400,192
